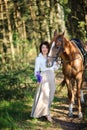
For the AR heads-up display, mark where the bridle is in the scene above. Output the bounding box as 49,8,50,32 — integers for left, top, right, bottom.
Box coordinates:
47,39,63,66
47,55,58,62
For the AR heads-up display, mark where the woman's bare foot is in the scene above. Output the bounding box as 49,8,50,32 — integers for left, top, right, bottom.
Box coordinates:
45,115,53,122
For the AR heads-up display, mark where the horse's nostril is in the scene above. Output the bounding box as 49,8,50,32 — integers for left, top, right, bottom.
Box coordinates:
47,62,51,67
48,63,50,67
49,62,52,67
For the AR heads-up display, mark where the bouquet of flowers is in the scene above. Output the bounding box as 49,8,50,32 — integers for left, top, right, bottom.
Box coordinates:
36,71,42,83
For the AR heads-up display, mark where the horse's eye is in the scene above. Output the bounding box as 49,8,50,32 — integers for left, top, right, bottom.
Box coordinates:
55,43,60,48
54,44,58,48
57,38,62,42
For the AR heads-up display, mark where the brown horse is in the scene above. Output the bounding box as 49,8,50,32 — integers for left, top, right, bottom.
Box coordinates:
46,31,86,118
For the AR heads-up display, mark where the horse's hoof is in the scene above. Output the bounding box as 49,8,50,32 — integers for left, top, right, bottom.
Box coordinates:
81,99,85,104
78,112,83,118
68,112,73,117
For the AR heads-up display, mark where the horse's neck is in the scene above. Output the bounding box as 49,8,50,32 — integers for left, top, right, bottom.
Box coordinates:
62,38,81,61
65,38,81,54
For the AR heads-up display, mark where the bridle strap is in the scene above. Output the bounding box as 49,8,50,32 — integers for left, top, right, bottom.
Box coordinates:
61,56,82,64
47,55,58,62
47,55,57,59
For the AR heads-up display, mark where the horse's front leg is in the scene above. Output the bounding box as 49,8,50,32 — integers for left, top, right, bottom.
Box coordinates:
80,74,85,103
66,78,74,117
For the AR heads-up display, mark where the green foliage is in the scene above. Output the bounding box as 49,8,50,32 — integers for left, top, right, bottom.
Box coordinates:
12,32,19,46
13,31,29,47
78,21,87,42
0,64,36,100
60,0,68,4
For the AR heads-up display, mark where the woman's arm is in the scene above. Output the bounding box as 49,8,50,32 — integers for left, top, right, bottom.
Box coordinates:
34,57,42,83
34,57,40,76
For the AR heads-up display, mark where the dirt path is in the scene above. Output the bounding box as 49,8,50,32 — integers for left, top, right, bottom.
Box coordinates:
51,70,87,130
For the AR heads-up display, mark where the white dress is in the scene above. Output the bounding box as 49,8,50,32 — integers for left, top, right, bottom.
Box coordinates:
30,53,60,118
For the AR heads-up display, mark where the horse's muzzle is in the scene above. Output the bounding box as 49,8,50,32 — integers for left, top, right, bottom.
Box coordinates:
46,60,53,67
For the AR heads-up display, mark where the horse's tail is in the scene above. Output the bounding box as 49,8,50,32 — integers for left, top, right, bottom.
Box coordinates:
57,79,66,93
59,79,66,87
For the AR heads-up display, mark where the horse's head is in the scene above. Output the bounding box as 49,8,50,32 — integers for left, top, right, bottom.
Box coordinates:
46,31,65,67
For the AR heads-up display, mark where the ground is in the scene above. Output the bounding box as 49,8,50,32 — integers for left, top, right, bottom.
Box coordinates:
50,69,87,130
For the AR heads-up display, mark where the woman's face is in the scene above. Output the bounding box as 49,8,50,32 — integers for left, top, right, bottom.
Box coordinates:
41,45,49,55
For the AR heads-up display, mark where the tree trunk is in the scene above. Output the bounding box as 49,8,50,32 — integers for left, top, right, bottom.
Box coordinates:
4,0,15,62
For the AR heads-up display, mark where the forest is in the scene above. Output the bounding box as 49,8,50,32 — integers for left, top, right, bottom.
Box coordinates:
0,0,87,129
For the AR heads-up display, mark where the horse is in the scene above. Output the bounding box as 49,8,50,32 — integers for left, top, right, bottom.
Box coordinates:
46,31,87,118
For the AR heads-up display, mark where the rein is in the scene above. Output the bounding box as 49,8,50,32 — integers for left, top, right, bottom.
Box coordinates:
47,55,58,61
61,56,82,64
48,55,82,64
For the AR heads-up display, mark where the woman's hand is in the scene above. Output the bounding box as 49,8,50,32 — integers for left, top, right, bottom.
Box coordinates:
36,71,42,83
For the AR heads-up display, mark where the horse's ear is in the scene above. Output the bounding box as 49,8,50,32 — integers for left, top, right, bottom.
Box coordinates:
54,29,57,36
62,31,65,36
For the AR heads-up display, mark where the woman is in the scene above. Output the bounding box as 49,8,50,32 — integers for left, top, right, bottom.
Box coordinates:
30,41,60,122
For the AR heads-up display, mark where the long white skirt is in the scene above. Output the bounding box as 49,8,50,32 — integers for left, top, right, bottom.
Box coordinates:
30,70,55,118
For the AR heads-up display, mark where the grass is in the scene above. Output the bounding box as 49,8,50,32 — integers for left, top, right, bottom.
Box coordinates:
0,97,62,130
